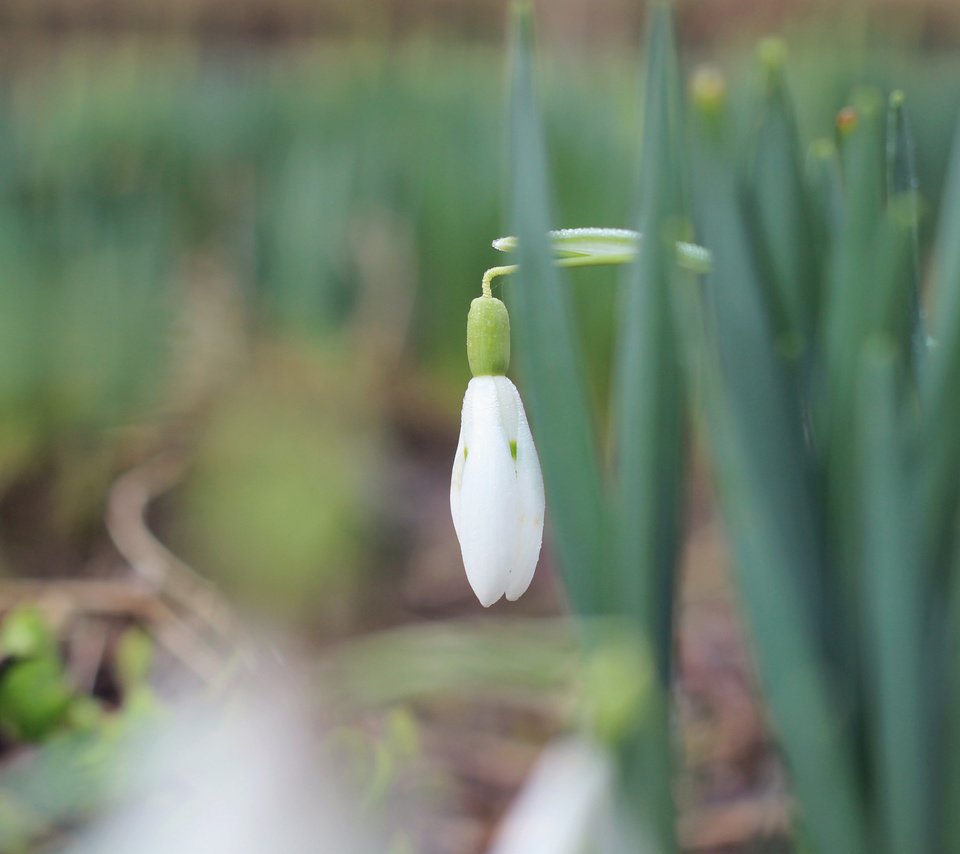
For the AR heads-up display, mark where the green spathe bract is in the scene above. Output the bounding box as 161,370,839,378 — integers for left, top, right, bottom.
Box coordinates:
466,296,511,376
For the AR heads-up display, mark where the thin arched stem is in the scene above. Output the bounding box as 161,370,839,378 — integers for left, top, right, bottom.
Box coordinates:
482,265,519,297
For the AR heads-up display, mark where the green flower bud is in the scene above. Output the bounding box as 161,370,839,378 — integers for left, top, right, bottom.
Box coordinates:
466,296,510,377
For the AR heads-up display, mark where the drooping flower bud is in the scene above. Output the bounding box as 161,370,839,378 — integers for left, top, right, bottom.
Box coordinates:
451,296,544,606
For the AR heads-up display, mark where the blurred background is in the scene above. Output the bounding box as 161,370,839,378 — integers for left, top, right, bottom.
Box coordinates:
0,0,957,851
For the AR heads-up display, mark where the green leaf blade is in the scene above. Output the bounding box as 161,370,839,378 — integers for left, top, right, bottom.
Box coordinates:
685,81,868,854
919,110,960,578
611,0,687,659
857,342,929,854
886,90,924,364
744,40,821,347
505,5,608,616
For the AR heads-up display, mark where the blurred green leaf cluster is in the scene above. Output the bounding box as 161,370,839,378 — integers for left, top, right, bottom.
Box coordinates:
679,33,960,854
0,608,156,744
0,21,958,848
504,3,960,850
0,43,644,568
0,608,73,742
0,45,638,419
0,35,955,556
0,608,161,850
172,343,376,624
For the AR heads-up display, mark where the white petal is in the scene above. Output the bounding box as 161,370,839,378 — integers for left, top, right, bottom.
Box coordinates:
454,377,520,606
449,392,470,542
503,381,545,601
489,737,622,854
491,375,520,442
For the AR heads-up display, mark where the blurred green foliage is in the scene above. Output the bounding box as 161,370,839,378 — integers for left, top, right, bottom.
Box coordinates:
0,37,953,511
172,343,376,622
0,26,957,848
0,608,73,742
0,44,643,582
679,32,960,854
0,609,157,746
504,4,960,850
0,609,162,849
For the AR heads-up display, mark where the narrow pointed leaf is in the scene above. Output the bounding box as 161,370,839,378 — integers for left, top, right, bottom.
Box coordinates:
857,341,928,854
820,95,889,672
919,112,960,579
607,4,689,849
493,227,639,259
504,6,607,615
612,0,686,663
686,82,867,854
744,40,820,347
886,90,924,364
806,138,845,251
943,553,960,853
494,229,709,273
823,90,887,435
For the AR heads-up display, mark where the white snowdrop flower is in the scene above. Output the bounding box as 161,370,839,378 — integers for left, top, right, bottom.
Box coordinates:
489,737,632,854
451,375,545,606
450,295,545,607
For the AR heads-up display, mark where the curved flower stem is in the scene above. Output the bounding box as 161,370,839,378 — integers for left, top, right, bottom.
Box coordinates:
482,265,519,297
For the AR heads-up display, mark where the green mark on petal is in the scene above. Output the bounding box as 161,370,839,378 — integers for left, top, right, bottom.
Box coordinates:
510,440,517,460
464,446,469,460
